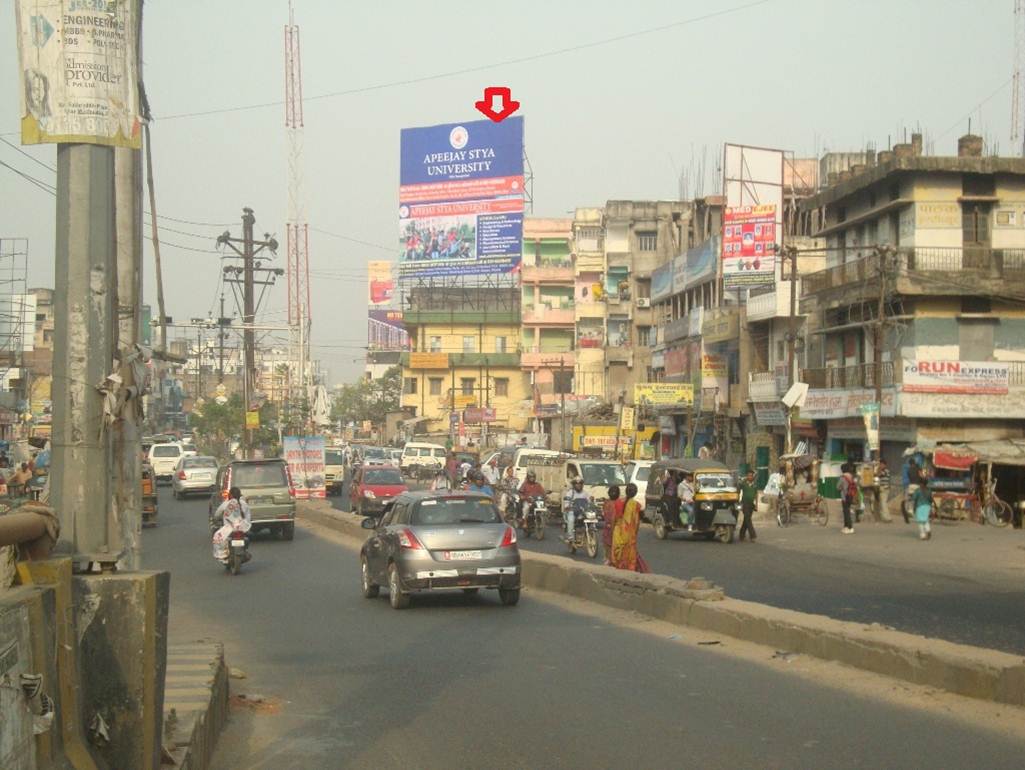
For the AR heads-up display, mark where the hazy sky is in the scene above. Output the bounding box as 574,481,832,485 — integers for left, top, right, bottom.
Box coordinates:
0,0,1014,383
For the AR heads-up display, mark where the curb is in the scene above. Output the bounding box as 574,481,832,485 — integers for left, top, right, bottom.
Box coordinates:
162,642,230,770
298,501,1025,708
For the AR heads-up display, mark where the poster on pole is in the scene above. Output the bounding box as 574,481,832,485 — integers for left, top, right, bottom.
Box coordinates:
399,117,524,279
722,205,777,288
283,435,326,500
15,0,142,148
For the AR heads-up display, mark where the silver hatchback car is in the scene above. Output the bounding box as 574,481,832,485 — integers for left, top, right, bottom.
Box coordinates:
360,491,521,609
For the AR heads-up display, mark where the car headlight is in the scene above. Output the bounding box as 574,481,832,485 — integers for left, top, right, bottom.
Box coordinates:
700,502,714,511
363,490,376,499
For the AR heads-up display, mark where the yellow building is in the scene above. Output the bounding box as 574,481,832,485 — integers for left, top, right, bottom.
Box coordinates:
400,286,531,436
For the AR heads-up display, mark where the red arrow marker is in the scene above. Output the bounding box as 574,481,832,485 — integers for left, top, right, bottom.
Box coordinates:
475,86,520,123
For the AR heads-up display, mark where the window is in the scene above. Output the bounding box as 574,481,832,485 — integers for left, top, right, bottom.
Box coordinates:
429,336,442,353
495,336,507,353
411,497,501,525
962,204,991,245
461,377,475,396
637,326,652,346
231,462,288,487
494,377,509,397
554,370,573,394
35,313,45,322
152,445,181,458
637,231,657,251
428,377,442,395
403,377,418,395
462,336,475,353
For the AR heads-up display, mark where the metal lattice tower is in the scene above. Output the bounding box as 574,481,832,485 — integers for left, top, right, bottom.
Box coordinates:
1014,0,1025,155
285,0,311,400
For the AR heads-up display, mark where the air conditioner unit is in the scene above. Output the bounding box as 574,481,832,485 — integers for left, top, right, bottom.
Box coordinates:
635,297,651,308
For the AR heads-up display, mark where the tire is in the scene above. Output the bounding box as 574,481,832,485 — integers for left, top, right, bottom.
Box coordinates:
717,525,735,544
533,514,545,541
230,554,240,575
499,588,520,606
361,556,380,598
585,526,599,559
281,523,295,541
815,497,829,527
777,499,791,527
653,513,668,540
984,500,1012,528
388,564,410,609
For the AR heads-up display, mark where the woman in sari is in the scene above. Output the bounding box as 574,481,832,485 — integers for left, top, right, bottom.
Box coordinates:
602,485,624,565
611,483,650,573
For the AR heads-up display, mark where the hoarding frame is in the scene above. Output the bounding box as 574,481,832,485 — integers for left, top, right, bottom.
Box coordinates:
721,143,785,291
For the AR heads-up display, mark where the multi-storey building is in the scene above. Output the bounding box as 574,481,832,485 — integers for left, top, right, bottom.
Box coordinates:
572,208,607,400
798,134,1025,490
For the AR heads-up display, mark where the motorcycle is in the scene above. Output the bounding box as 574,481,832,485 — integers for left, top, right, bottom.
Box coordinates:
520,495,547,541
565,498,602,559
224,526,250,575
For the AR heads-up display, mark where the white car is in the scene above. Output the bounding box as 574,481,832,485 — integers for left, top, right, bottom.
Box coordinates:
172,455,219,499
625,460,654,519
149,443,184,483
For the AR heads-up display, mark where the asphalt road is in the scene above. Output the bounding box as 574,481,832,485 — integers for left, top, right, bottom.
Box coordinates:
332,478,1025,654
142,486,1025,769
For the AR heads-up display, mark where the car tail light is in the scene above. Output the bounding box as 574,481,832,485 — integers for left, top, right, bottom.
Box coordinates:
500,525,517,548
177,470,187,480
221,467,232,500
285,464,296,498
398,528,423,550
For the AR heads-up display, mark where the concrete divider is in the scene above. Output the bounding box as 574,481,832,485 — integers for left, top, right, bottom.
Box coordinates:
298,500,1025,708
162,643,229,770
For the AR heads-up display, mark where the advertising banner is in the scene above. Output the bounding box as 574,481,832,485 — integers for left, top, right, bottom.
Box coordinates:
620,405,636,432
368,309,408,351
283,436,326,500
634,383,694,407
409,351,448,369
680,236,718,291
860,402,880,452
245,410,260,430
399,117,524,279
462,406,496,424
722,205,776,288
902,360,1010,395
367,261,395,307
16,0,141,148
651,262,673,303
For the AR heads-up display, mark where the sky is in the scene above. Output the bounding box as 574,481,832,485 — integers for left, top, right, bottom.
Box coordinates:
0,0,1015,385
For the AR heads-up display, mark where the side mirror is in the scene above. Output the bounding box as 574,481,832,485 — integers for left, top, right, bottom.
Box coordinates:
360,516,378,530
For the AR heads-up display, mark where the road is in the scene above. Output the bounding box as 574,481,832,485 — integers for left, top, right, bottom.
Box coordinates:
144,486,1025,769
332,480,1025,655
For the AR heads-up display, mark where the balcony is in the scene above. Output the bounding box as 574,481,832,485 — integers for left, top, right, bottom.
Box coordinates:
522,304,575,325
606,345,633,364
748,371,785,401
801,362,895,390
520,349,575,369
746,282,800,323
522,264,574,283
801,247,1025,306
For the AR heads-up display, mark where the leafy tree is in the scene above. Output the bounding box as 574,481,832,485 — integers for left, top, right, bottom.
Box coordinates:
331,366,400,427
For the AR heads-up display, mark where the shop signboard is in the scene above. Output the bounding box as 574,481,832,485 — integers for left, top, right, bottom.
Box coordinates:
902,360,1009,395
702,309,740,344
619,405,636,432
399,117,524,279
722,204,777,289
16,0,142,148
409,352,448,369
581,435,634,449
634,382,694,406
283,436,326,500
753,401,786,426
798,388,897,420
462,406,496,424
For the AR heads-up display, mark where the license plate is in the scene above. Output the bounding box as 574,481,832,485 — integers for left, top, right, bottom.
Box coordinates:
230,540,246,548
194,474,212,481
444,550,482,561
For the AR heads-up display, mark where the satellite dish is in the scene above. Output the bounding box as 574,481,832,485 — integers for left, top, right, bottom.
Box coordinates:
782,382,809,409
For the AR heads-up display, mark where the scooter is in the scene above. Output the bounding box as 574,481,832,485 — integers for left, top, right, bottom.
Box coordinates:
565,498,602,558
225,527,250,576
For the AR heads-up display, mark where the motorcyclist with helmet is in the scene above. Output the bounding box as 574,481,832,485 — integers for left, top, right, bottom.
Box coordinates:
518,469,546,525
562,476,590,544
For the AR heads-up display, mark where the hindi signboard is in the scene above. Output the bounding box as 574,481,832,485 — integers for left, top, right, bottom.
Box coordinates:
633,383,694,407
399,117,524,279
283,436,326,500
16,0,141,148
722,205,777,288
902,360,1009,395
409,352,448,369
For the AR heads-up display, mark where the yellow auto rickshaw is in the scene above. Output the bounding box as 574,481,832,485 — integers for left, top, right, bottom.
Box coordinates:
645,458,739,543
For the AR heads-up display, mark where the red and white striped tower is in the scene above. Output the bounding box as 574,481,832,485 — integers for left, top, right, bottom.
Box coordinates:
285,0,311,403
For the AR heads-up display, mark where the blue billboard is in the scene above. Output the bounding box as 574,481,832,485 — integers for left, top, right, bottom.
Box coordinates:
399,117,524,279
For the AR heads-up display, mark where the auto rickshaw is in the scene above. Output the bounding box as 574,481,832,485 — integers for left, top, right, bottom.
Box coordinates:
142,463,158,527
644,458,739,543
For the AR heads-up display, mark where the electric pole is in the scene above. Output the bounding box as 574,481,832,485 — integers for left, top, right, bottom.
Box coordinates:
872,245,893,459
218,293,226,384
784,244,799,454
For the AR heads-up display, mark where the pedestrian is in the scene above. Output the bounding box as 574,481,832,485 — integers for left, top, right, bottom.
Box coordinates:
738,469,758,542
874,458,891,521
838,463,858,534
912,471,933,540
698,442,712,460
445,451,459,486
602,485,624,565
664,469,680,526
610,483,650,573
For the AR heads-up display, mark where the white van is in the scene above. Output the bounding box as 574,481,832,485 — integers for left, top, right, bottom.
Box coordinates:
148,442,184,482
400,442,448,474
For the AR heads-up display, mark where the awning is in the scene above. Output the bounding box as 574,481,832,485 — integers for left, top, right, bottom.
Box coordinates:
911,440,1025,468
932,449,977,471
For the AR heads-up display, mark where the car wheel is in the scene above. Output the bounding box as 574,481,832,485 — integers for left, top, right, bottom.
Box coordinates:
499,588,520,606
388,563,410,610
281,523,294,541
361,556,380,598
717,525,735,544
653,513,668,540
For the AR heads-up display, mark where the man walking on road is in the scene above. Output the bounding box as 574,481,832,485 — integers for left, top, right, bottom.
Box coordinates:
838,463,857,534
738,469,758,542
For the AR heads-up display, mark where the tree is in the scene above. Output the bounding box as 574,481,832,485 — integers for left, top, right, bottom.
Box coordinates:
331,366,401,427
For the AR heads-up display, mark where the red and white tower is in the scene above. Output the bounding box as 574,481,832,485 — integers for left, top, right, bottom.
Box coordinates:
285,0,311,395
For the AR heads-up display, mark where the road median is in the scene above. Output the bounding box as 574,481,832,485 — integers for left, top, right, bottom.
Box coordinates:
297,499,1025,708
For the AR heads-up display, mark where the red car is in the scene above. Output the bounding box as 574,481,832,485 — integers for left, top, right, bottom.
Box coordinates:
350,464,408,517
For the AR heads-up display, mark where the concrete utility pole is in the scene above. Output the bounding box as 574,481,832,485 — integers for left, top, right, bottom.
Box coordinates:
52,144,118,567
218,293,226,384
872,245,893,459
784,245,799,454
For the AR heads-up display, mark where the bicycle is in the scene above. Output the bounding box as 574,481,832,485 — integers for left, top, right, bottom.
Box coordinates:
982,476,1013,528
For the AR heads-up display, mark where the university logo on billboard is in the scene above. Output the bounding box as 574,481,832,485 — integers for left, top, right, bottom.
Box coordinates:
398,117,524,279
902,360,1009,395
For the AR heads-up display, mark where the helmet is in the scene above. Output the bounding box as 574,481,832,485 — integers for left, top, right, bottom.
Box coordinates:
526,470,536,482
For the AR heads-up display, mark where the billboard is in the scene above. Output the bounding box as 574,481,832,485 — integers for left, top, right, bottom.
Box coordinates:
368,309,408,350
283,436,326,500
722,205,777,288
399,117,524,279
651,262,673,303
634,383,694,406
367,261,395,307
409,352,448,369
16,0,141,148
901,360,1009,395
722,143,783,290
